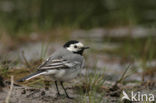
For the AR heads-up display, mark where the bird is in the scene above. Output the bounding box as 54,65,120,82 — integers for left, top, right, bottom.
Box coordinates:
18,40,89,99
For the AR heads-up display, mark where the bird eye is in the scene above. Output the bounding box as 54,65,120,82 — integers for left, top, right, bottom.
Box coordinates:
74,45,78,48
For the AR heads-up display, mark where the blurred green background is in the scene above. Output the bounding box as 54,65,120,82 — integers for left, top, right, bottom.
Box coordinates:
0,0,156,62
0,0,156,35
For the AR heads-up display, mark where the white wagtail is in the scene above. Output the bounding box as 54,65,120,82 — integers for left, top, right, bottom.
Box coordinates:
18,40,89,98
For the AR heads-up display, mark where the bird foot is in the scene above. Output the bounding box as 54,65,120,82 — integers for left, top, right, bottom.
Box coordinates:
66,95,74,99
55,93,73,99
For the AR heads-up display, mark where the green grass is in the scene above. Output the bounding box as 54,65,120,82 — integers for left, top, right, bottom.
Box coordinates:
78,67,105,103
0,65,9,77
0,0,156,36
93,36,156,61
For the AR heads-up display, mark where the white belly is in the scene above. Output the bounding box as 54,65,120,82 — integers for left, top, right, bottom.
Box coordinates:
47,68,81,81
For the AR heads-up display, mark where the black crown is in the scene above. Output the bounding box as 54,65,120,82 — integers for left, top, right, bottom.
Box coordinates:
63,40,79,48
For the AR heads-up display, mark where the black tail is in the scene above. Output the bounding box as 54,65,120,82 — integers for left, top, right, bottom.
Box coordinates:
17,71,44,82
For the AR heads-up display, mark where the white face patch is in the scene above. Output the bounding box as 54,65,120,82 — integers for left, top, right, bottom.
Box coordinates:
76,42,84,48
67,42,84,52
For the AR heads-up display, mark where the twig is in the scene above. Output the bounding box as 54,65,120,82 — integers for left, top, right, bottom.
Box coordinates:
114,64,131,86
5,76,14,103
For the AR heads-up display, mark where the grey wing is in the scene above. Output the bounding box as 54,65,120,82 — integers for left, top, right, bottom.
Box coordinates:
38,57,81,71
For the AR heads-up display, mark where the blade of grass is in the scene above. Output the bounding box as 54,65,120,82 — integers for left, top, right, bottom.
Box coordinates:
5,76,14,103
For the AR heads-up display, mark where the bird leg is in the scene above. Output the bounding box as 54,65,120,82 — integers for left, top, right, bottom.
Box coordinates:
60,81,73,99
55,81,60,96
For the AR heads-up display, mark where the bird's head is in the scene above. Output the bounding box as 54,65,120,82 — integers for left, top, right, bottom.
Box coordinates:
63,40,89,55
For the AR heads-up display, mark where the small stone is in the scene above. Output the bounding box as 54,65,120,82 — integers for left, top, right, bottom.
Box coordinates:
41,91,46,96
21,89,26,94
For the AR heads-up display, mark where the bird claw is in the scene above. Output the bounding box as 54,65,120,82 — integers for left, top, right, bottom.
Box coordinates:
66,95,74,99
56,92,61,96
55,93,73,99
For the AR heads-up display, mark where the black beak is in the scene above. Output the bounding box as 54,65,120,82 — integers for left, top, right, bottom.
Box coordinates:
82,46,90,49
